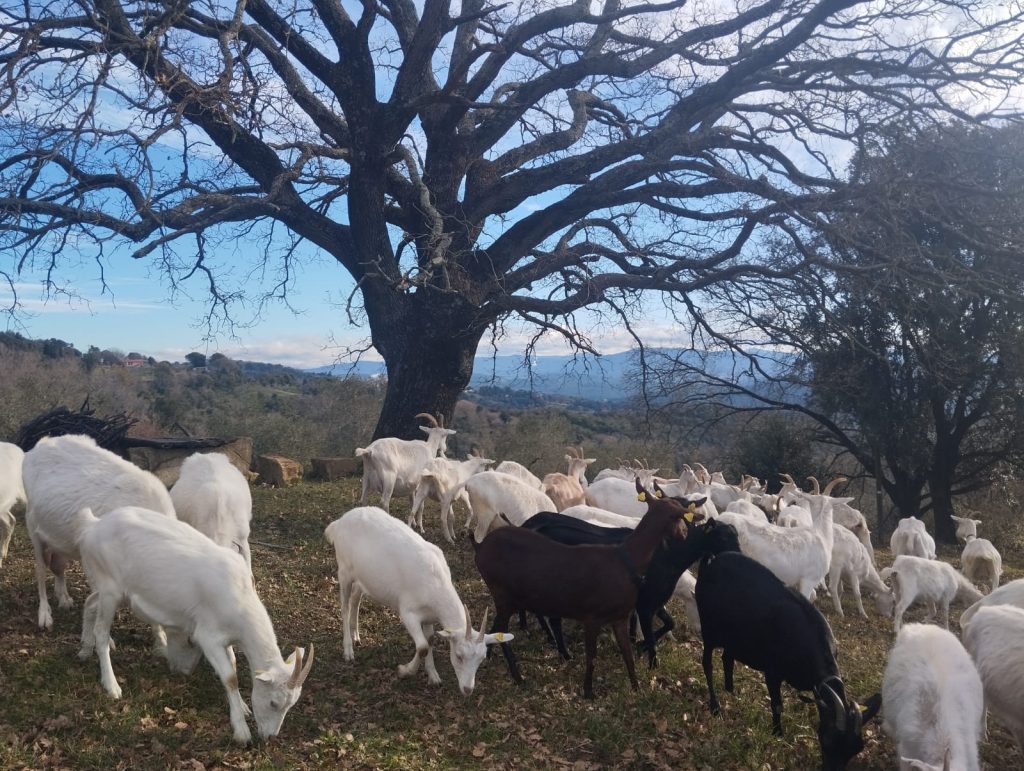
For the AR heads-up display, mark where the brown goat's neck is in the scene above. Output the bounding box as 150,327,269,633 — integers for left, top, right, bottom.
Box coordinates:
622,505,676,575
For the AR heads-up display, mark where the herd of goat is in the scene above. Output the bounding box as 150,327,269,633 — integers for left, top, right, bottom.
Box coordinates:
0,414,1022,769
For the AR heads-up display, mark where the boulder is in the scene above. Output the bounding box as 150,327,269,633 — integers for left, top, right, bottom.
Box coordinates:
310,457,362,481
128,437,254,487
256,454,304,487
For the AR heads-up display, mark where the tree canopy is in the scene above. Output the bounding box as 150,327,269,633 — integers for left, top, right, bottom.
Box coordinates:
2,0,1023,437
650,122,1024,540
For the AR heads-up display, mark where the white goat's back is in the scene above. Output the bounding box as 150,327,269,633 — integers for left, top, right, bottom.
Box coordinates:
24,434,175,557
963,605,1024,753
959,578,1024,627
559,504,638,529
890,518,936,559
882,623,983,771
465,471,556,542
171,452,252,567
493,461,543,489
961,537,1002,593
0,441,26,510
584,477,646,518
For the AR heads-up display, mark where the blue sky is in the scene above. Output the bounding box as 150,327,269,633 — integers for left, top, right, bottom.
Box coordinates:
2,239,693,369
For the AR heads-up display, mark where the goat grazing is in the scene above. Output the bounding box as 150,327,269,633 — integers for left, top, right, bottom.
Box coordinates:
559,503,641,529
170,452,254,572
77,505,313,743
959,578,1024,627
463,470,556,543
541,446,595,511
962,604,1024,753
878,555,984,633
0,441,26,569
493,460,544,489
960,536,1001,592
474,480,695,697
890,517,937,560
882,623,983,771
325,506,507,693
22,434,176,630
355,413,455,512
828,525,889,619
686,518,881,770
409,453,493,542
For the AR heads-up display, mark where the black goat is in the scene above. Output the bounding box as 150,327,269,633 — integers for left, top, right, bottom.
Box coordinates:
519,508,703,667
689,519,881,771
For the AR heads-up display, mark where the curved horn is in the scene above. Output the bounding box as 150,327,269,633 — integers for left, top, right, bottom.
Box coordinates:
577,445,585,461
415,412,439,428
477,607,489,643
298,644,315,686
817,682,848,733
779,472,795,485
823,476,849,496
806,476,821,495
463,603,473,639
436,412,445,429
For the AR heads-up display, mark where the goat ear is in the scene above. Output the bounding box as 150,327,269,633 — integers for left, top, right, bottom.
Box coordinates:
483,631,514,645
973,519,983,526
951,515,963,523
856,693,881,724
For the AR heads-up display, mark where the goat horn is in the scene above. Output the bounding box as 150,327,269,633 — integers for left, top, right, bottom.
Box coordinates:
816,681,848,733
577,445,585,460
298,644,315,686
463,603,473,640
806,476,821,495
415,412,439,427
436,412,445,429
823,476,849,496
477,607,489,643
779,472,795,485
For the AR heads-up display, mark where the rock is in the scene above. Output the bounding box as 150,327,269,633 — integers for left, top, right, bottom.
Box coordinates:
310,457,362,481
128,438,254,487
256,454,303,487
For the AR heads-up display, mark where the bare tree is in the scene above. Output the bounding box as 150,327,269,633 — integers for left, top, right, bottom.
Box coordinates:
649,122,1024,542
2,0,1023,438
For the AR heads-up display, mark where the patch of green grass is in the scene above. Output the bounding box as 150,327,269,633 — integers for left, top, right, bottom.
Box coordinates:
1,479,1022,769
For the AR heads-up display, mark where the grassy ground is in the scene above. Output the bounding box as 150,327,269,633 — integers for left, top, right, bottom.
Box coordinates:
1,479,1021,770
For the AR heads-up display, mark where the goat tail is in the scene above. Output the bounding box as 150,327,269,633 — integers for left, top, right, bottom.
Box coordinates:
354,447,370,458
324,519,342,546
955,571,984,603
72,507,101,548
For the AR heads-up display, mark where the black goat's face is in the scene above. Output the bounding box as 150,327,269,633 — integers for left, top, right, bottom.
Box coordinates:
815,680,881,770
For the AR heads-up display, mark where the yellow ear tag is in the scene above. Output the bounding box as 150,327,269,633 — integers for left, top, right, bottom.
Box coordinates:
655,490,664,499
494,632,505,642
687,503,697,514
858,704,869,713
637,492,647,502
684,511,694,523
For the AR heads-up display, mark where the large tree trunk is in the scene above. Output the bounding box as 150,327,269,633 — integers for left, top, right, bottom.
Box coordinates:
928,480,958,544
364,286,488,440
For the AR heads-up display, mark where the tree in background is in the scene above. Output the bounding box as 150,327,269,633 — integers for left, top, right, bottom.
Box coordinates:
2,1,1022,438
651,123,1024,541
185,352,208,369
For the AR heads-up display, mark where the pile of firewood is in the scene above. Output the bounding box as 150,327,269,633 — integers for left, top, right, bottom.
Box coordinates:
15,399,138,452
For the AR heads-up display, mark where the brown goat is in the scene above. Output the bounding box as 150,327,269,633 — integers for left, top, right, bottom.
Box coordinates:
473,479,697,698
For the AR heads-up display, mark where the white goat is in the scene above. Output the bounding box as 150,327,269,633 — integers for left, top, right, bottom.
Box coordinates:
959,578,1024,627
325,506,508,693
950,514,983,543
77,505,312,743
878,555,984,634
672,570,701,636
541,446,595,511
960,536,1001,593
890,517,937,560
715,477,845,600
493,460,544,489
409,453,493,543
355,413,456,511
776,503,813,529
0,441,26,568
962,605,1024,753
464,471,556,542
882,623,983,771
170,452,253,572
22,434,176,630
584,476,647,518
559,504,641,529
828,525,889,618
723,498,769,521
805,476,874,560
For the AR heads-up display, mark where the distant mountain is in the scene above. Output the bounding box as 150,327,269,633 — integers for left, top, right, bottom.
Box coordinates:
307,347,799,403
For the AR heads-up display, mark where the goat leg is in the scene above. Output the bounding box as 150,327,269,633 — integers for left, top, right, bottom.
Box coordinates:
634,607,660,669
582,622,599,699
765,673,784,736
543,617,571,661
611,618,639,691
723,651,735,692
492,608,523,683
702,645,721,715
